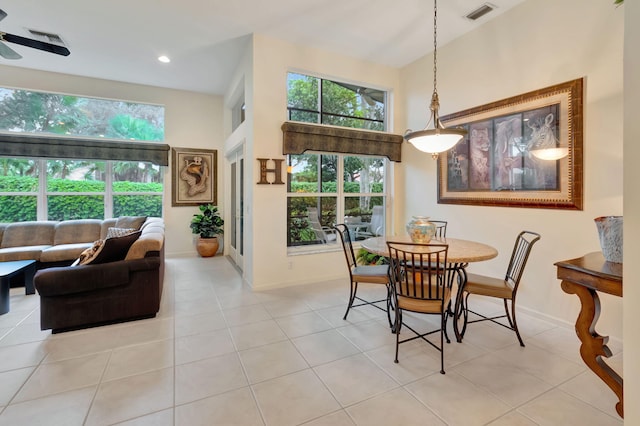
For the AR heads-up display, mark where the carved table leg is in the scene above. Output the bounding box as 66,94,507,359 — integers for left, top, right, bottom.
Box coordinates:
561,280,623,418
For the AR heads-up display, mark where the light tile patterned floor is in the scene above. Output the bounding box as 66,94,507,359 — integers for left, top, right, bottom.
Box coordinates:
0,256,623,425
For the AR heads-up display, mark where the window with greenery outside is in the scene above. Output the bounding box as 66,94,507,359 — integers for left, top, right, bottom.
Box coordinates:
0,87,165,222
286,73,388,247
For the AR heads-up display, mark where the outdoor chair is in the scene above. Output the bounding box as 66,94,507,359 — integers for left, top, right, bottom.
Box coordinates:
306,207,336,244
351,205,385,240
457,230,541,346
387,240,451,374
333,224,392,327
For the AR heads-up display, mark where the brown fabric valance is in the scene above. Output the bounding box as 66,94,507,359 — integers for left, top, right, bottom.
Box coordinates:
0,133,170,166
281,121,403,162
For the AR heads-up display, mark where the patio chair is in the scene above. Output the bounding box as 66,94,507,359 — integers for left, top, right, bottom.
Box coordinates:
333,224,392,327
387,240,451,373
306,207,336,244
457,230,541,346
353,205,385,240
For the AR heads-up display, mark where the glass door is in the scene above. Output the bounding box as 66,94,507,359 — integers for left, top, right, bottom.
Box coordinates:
228,148,244,270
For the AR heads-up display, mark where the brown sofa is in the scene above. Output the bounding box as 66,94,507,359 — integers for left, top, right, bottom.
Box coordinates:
0,217,165,333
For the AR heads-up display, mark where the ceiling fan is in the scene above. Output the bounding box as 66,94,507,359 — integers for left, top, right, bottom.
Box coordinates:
0,9,70,60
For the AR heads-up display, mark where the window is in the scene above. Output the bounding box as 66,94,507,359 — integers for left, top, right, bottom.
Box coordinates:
0,158,162,222
287,73,385,131
286,73,389,249
0,87,164,141
287,153,386,247
0,87,166,222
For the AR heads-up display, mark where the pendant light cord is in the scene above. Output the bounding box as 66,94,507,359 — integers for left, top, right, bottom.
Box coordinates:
433,0,438,96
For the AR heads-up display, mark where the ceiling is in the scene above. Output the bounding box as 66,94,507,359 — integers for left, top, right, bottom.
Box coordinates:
0,0,525,96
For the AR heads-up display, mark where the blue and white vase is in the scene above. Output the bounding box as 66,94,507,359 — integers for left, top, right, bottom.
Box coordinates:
406,216,436,243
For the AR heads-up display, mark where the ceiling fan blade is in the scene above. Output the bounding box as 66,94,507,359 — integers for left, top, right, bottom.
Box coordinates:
0,40,22,59
1,32,70,56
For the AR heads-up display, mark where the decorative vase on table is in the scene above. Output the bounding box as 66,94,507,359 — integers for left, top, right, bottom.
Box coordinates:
406,216,437,243
594,216,623,263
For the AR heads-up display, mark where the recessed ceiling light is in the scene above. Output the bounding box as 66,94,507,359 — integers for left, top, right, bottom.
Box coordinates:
158,55,170,63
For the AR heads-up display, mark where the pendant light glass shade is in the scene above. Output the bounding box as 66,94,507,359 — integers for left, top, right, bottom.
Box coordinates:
406,128,467,159
404,0,466,159
530,147,569,161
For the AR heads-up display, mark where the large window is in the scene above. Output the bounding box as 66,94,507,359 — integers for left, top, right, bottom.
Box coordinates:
286,72,389,249
287,73,385,131
0,158,162,222
287,153,386,247
0,87,164,141
0,87,166,222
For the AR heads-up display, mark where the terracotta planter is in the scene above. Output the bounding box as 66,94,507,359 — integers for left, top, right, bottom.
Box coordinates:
196,237,219,257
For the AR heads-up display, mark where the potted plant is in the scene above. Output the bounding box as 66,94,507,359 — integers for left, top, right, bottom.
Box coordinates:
190,204,224,257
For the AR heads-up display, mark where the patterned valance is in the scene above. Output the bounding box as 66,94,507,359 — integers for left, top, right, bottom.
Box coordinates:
0,133,170,166
281,121,403,162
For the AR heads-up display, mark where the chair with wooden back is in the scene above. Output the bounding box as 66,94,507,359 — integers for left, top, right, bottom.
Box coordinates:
333,224,392,327
457,230,541,346
387,240,451,374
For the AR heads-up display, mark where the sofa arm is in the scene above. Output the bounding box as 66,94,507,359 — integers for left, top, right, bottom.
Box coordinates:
35,257,161,297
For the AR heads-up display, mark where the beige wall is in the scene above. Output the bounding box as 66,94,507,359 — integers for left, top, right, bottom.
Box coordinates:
400,0,624,338
0,65,225,257
248,34,402,289
623,0,638,421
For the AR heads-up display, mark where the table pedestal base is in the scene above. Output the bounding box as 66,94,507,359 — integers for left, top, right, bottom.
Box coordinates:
560,280,623,418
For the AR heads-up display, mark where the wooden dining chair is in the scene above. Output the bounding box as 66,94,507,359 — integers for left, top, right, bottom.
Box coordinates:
387,240,451,374
457,230,541,346
333,224,392,327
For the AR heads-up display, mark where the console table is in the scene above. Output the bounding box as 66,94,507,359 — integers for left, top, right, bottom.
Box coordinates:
555,252,623,418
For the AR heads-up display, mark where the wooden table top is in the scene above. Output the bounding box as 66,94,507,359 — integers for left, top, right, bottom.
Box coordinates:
360,236,498,264
555,251,622,297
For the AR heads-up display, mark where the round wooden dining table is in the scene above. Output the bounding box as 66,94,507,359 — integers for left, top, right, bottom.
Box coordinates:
360,235,498,342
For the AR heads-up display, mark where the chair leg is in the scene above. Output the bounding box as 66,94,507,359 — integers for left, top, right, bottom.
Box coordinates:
443,301,451,344
440,314,446,374
506,298,525,347
343,281,358,320
394,309,402,363
386,284,394,329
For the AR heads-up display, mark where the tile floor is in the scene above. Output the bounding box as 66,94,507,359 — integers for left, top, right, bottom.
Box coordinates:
0,256,623,425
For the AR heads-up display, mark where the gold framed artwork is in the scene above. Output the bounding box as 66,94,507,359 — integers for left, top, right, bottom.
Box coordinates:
437,78,583,210
171,147,217,206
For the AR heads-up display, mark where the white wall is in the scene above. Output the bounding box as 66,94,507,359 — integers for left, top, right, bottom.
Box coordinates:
248,34,402,289
400,0,624,338
0,65,225,257
623,0,638,421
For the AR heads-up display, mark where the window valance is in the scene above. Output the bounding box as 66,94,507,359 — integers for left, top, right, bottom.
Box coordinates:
0,134,170,166
281,121,403,162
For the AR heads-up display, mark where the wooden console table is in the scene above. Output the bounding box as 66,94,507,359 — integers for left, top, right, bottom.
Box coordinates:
555,252,623,418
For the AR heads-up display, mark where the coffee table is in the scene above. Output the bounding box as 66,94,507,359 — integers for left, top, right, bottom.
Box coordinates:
0,260,36,315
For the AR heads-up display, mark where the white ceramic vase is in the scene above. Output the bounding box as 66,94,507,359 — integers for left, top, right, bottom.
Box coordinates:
594,216,623,263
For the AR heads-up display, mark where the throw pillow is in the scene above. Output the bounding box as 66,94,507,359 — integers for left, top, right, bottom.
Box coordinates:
83,230,142,265
106,227,137,238
73,239,106,266
115,216,147,230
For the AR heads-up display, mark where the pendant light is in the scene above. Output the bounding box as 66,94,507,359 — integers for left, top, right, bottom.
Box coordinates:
404,0,467,159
